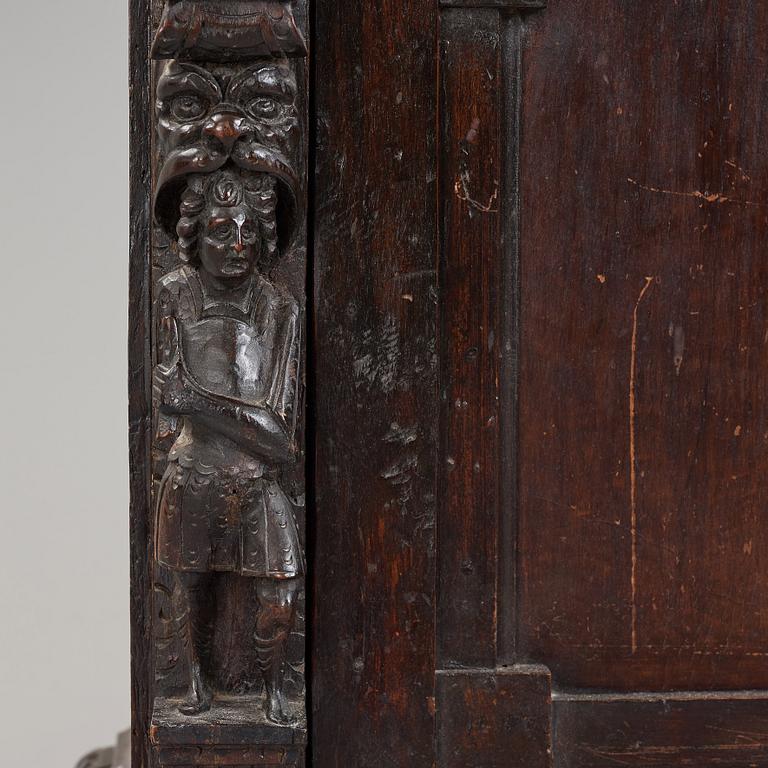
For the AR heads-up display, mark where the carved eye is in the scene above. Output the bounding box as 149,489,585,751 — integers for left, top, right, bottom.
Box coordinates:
170,93,208,122
211,224,233,241
247,96,282,120
241,223,258,242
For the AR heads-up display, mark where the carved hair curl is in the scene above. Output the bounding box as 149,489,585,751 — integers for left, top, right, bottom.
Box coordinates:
176,168,279,269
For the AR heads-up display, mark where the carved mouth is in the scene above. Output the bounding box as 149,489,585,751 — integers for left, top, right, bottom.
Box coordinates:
154,139,300,254
221,259,250,275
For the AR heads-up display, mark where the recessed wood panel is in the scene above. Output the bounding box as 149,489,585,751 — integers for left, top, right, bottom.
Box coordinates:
519,0,768,689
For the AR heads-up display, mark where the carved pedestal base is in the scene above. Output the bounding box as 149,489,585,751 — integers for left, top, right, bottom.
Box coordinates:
151,696,306,768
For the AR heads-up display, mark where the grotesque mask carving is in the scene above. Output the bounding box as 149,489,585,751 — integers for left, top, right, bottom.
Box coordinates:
154,60,300,252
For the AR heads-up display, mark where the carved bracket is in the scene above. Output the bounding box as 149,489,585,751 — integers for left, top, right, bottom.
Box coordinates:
152,1,307,61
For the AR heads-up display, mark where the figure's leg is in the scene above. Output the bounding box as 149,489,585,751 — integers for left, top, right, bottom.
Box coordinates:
173,571,216,715
255,578,300,725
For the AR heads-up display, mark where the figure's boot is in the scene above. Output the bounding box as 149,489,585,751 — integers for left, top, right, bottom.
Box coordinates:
174,574,214,716
255,631,296,726
178,657,213,716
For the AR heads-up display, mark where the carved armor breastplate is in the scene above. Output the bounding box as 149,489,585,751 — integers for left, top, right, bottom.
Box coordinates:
162,267,299,423
176,271,265,404
182,315,271,407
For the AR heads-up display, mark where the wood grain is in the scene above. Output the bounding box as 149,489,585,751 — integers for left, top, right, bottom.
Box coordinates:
519,0,768,690
312,0,440,764
440,0,547,8
438,7,504,670
436,666,552,768
554,692,768,767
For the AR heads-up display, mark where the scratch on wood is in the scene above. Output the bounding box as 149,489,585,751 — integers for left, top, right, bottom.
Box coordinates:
465,116,481,144
627,177,764,208
454,172,499,213
630,276,654,654
725,159,752,182
669,323,685,375
454,119,498,214
383,422,418,446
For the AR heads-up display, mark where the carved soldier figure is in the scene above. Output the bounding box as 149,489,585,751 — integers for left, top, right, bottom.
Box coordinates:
153,166,303,725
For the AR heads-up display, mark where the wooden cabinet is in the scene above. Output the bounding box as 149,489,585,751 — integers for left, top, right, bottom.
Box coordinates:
130,1,768,765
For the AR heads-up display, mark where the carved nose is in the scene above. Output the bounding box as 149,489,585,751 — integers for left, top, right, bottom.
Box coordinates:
202,112,248,152
233,241,246,254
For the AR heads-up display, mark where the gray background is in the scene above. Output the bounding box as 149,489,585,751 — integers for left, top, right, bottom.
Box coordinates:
0,1,130,765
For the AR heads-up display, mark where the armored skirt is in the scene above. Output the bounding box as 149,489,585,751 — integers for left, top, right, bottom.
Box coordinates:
155,458,304,578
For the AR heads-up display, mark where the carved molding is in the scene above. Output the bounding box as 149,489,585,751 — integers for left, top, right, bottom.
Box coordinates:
152,1,307,61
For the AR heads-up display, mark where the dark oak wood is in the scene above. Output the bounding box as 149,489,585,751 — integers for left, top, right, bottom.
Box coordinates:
125,1,768,765
151,1,307,60
155,747,300,766
132,1,309,766
519,0,768,692
438,6,504,671
151,696,306,746
440,0,547,8
311,0,440,764
436,666,552,768
554,692,768,767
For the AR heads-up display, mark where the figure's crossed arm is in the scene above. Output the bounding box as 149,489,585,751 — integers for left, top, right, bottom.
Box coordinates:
158,361,296,463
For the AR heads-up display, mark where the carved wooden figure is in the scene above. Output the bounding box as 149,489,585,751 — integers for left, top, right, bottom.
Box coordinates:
154,167,303,723
114,2,768,767
146,1,308,766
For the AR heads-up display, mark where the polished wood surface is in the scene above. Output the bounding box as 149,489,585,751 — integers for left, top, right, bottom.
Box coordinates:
519,0,768,692
126,1,768,765
438,6,506,671
312,0,440,763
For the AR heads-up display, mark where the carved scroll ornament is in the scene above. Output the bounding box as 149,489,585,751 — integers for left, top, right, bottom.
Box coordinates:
148,1,307,765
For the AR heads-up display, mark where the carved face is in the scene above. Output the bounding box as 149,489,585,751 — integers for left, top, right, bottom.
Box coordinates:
156,60,297,165
200,204,261,281
154,60,300,247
